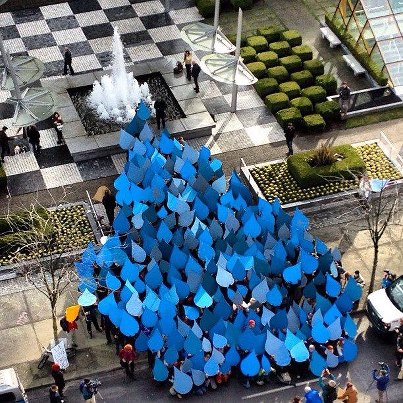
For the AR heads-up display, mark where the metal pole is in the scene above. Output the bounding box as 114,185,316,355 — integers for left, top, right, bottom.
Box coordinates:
214,0,220,29
164,0,170,12
0,33,22,100
230,8,242,113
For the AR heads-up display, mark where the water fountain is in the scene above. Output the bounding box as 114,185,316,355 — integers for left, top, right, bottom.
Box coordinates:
88,28,153,123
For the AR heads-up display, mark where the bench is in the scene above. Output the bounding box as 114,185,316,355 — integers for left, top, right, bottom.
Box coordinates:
342,54,366,76
320,27,341,48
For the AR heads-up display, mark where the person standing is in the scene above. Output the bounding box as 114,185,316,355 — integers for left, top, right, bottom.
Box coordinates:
63,47,74,76
191,60,201,93
79,379,97,403
0,126,11,162
154,96,167,131
119,344,138,378
337,381,358,403
52,112,65,144
395,332,403,380
49,384,63,403
338,81,351,117
322,379,338,403
372,364,390,403
51,363,65,399
183,50,192,81
284,122,296,156
27,125,41,153
304,386,322,403
83,303,102,338
101,188,116,227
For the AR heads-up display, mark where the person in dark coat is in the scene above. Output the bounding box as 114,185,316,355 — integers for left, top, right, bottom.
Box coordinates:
27,125,41,153
51,364,65,398
49,384,63,403
284,122,296,156
338,81,351,117
52,111,65,144
0,126,10,162
83,303,102,338
154,96,167,130
191,60,201,93
63,47,74,75
102,188,116,227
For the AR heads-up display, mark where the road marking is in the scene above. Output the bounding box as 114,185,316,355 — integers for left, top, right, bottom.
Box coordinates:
242,378,318,399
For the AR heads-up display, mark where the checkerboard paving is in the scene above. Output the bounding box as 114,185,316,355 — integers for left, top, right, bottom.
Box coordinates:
0,0,286,196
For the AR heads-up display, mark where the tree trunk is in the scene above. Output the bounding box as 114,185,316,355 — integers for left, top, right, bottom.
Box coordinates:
52,306,59,343
368,239,379,295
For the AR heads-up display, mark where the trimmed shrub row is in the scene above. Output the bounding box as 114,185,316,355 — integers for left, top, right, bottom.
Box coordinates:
196,0,254,18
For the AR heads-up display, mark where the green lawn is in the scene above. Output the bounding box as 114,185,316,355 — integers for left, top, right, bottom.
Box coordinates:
345,107,403,129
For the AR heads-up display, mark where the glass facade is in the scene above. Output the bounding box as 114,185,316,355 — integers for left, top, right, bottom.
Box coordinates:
333,0,403,88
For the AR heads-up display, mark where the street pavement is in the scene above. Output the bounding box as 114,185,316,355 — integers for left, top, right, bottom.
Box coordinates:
27,317,402,402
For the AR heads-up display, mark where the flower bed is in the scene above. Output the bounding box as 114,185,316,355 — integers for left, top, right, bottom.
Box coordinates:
0,204,96,266
249,143,402,204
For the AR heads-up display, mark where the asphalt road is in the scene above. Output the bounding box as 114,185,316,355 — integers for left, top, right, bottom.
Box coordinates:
28,316,402,403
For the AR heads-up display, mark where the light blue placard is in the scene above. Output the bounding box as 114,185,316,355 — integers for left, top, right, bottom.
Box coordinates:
311,321,330,344
343,277,363,302
343,314,357,338
309,350,327,376
216,266,234,288
213,333,227,349
327,317,342,340
173,367,193,395
283,262,302,285
243,213,262,238
291,340,309,363
191,369,206,387
194,286,213,308
132,241,146,263
153,358,169,382
148,328,164,352
119,128,135,150
184,330,202,355
78,289,97,307
326,274,341,298
119,310,139,336
204,356,219,376
106,272,121,291
266,284,283,306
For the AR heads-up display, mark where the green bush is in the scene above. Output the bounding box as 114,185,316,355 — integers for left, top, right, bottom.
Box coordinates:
290,97,313,116
303,114,326,132
254,78,279,98
265,92,290,113
315,74,337,95
290,70,314,88
246,61,267,79
279,55,302,73
279,81,301,99
227,33,247,47
303,59,325,76
240,46,257,64
246,35,269,53
0,166,6,193
267,66,289,83
230,0,253,9
256,26,283,43
269,41,291,57
276,107,302,127
291,45,313,61
315,100,340,121
195,0,215,17
280,30,302,47
287,144,366,187
301,86,327,103
256,51,278,67
0,207,48,235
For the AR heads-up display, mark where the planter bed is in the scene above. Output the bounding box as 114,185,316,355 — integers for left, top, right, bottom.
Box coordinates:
242,142,402,205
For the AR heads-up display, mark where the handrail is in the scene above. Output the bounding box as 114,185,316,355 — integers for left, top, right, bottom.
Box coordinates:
85,190,104,238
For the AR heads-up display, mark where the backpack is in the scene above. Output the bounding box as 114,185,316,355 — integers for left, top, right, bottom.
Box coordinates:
60,317,69,332
79,381,92,400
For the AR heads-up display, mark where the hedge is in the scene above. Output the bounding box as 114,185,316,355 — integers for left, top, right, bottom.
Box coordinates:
303,114,326,132
291,45,313,61
303,59,325,76
240,46,257,64
280,30,302,47
315,100,340,121
254,78,279,98
246,61,267,79
279,81,301,99
276,107,302,127
265,92,290,113
0,207,48,235
315,74,337,95
256,51,278,67
290,97,313,116
301,86,327,103
228,33,247,47
279,55,302,73
269,41,291,57
230,0,253,9
256,26,283,44
0,166,6,193
195,0,215,17
287,144,366,187
267,66,289,83
246,36,269,53
290,70,314,88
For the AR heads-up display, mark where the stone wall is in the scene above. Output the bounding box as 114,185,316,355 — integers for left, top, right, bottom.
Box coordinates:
0,0,65,12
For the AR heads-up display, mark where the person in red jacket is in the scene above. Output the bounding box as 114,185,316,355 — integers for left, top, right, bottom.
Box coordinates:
119,344,138,378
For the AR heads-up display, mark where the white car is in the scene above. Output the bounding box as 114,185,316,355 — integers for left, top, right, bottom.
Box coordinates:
366,275,403,333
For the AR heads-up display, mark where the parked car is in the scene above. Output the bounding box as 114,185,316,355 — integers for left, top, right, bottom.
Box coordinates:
0,368,28,402
367,275,403,334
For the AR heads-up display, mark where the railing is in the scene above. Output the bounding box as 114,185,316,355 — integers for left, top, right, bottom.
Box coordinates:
379,131,403,173
85,190,105,239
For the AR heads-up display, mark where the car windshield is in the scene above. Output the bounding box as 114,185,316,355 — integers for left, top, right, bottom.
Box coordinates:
386,276,403,312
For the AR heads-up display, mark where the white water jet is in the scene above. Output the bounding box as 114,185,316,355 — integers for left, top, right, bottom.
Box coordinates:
88,27,153,123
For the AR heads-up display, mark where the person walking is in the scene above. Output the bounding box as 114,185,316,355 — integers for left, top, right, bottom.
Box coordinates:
337,381,358,403
396,331,403,380
119,343,138,378
322,379,338,403
303,386,322,403
338,81,351,117
52,112,65,144
183,50,192,81
63,47,74,75
51,363,65,399
154,96,167,131
191,60,201,93
49,384,63,403
284,122,296,156
372,363,390,403
60,314,78,347
101,188,116,227
83,303,102,338
0,126,11,162
27,125,41,153
79,379,97,403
